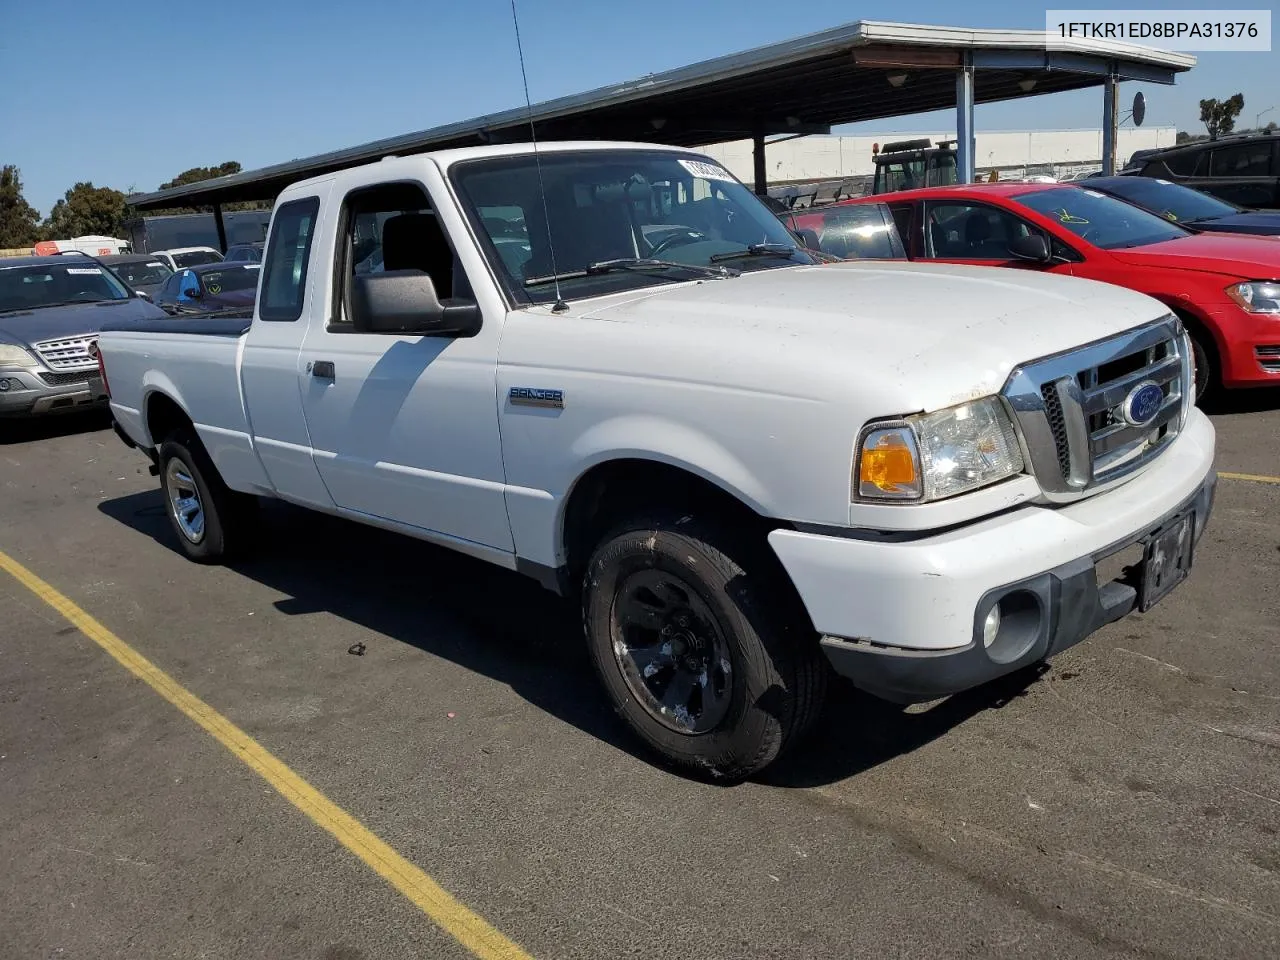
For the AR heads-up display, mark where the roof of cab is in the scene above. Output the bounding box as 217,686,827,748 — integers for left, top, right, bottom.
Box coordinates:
276,140,710,196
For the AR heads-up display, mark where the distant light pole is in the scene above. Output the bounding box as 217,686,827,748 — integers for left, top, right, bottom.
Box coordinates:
1257,106,1275,129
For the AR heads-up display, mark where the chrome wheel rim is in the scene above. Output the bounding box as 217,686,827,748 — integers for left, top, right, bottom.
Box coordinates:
610,569,734,735
165,458,205,544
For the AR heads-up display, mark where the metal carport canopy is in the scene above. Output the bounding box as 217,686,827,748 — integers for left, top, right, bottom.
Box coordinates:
127,19,1194,210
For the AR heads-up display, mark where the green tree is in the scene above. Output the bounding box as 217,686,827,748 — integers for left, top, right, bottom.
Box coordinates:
0,165,42,249
148,161,267,214
1200,94,1245,139
158,161,243,191
42,182,129,240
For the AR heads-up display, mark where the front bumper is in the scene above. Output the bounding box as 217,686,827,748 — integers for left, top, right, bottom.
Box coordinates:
769,409,1217,703
0,368,108,417
1208,303,1280,387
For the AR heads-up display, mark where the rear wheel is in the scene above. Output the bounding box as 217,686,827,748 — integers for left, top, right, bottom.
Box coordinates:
157,429,255,563
582,513,827,781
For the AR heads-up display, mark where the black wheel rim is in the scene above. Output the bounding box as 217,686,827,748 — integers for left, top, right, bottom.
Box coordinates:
609,569,733,735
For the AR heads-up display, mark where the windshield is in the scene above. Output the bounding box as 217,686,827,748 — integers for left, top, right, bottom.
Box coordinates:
111,260,172,287
174,250,223,268
1011,186,1192,250
0,262,132,312
199,266,260,294
1093,177,1240,223
451,150,817,304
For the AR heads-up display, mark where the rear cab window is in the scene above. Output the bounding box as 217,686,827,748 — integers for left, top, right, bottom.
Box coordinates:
259,197,321,322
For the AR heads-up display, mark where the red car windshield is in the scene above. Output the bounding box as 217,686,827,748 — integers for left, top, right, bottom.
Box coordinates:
1012,186,1192,250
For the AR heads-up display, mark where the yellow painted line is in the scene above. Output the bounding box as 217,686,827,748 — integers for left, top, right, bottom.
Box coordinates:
1219,471,1280,486
0,549,534,960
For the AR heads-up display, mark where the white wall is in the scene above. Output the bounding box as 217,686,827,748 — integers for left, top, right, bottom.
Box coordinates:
699,127,1178,184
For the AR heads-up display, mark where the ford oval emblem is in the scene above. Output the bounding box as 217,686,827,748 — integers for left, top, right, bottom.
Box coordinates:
1123,381,1164,426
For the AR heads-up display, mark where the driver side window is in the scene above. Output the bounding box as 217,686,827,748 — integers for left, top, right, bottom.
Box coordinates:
924,202,1037,260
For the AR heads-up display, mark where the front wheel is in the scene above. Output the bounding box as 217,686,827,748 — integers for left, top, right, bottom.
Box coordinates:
157,430,255,563
1189,330,1215,404
582,514,827,780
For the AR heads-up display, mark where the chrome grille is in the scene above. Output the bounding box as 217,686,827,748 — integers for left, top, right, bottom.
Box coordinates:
1002,315,1190,502
33,335,99,371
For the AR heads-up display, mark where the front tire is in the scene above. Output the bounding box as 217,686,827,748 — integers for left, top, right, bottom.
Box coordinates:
582,513,827,781
157,430,254,563
1187,327,1218,404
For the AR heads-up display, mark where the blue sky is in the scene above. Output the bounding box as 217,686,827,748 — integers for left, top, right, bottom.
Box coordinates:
2,0,1275,217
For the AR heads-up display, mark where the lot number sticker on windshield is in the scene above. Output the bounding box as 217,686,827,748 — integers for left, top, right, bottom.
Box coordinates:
679,158,736,182
147,262,164,268
66,267,102,275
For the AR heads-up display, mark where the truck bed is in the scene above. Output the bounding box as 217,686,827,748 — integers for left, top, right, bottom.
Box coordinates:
98,320,259,492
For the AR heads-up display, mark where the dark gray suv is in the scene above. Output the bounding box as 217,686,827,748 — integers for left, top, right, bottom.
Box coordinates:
1128,133,1280,209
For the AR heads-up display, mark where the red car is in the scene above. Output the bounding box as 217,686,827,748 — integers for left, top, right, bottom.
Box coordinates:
833,183,1280,399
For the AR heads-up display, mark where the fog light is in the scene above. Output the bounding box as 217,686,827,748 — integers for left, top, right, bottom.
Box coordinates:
0,379,10,392
982,606,1001,647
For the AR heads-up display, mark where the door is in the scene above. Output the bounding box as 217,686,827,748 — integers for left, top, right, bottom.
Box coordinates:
1204,141,1278,209
917,200,1066,273
296,178,512,551
239,193,335,509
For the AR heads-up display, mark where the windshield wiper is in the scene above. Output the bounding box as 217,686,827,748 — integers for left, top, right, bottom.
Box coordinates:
524,258,737,287
709,242,798,263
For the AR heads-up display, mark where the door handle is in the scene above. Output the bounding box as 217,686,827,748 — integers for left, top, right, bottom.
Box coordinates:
308,360,335,380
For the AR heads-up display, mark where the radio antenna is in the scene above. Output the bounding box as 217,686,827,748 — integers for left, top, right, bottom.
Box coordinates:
510,0,567,313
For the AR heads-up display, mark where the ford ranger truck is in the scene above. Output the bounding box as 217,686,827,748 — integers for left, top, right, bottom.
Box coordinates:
95,143,1217,780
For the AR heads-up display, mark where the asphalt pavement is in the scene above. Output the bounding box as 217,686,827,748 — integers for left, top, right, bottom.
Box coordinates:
1,401,1277,960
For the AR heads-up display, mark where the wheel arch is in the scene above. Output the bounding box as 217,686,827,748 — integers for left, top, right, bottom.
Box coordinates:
143,389,196,450
558,456,780,596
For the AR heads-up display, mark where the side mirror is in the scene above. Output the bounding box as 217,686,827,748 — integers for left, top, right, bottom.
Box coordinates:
182,286,202,299
351,270,481,337
1009,233,1051,263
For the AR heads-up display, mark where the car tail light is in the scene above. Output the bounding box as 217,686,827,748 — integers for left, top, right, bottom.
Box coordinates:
94,343,110,398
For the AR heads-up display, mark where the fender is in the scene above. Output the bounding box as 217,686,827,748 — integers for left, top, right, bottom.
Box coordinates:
507,413,776,570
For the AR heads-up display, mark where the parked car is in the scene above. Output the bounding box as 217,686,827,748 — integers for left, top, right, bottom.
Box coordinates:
223,242,265,263
1127,133,1280,209
98,254,174,299
838,182,1280,398
150,263,260,317
1083,176,1280,236
0,255,167,418
150,247,224,272
97,143,1215,780
781,202,907,260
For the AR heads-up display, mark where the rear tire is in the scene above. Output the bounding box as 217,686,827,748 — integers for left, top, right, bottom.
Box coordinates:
157,429,255,563
582,512,827,781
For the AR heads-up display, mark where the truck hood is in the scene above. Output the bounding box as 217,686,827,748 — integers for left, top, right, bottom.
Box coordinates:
0,297,168,348
580,260,1171,410
1106,232,1280,279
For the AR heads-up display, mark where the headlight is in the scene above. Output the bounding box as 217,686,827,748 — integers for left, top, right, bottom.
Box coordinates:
0,344,38,367
855,397,1025,503
1226,281,1280,314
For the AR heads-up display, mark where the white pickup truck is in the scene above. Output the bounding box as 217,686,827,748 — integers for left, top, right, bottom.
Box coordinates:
97,142,1217,779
